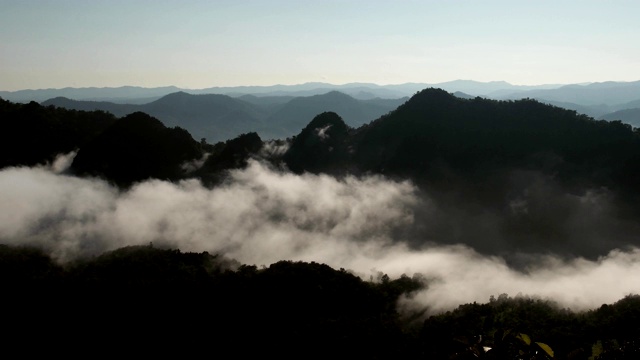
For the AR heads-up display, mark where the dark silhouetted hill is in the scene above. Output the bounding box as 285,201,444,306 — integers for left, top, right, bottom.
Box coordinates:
281,88,640,198
0,98,117,168
1,243,422,358
70,112,204,187
281,89,640,257
282,112,353,174
3,242,640,359
353,88,640,188
195,132,265,186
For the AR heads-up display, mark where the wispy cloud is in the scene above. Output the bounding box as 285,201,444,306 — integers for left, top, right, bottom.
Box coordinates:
1,159,640,315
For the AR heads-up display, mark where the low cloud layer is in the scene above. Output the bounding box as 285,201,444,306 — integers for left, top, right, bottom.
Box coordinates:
2,158,640,314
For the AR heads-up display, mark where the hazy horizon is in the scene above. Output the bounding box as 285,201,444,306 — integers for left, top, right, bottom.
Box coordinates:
2,0,639,91
2,78,629,93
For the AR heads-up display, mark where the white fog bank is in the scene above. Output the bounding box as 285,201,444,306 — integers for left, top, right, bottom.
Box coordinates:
1,160,639,314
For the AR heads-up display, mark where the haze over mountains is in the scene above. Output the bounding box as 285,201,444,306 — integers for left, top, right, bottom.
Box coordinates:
40,90,407,143
599,107,640,128
3,79,636,144
0,79,569,103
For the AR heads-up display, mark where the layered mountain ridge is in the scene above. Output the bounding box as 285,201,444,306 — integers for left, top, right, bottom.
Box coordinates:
4,87,640,258
40,90,406,143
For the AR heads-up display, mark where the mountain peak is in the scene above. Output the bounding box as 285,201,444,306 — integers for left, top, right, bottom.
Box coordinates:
302,111,349,134
159,91,191,99
283,112,352,174
404,87,461,107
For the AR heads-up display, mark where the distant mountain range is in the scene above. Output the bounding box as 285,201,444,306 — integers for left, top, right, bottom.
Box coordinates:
497,81,640,105
0,80,568,103
5,79,640,132
41,91,407,143
257,91,407,140
495,80,640,119
0,86,182,104
600,108,640,127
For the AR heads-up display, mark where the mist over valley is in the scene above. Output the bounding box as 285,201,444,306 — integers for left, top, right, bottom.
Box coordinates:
5,0,640,355
5,85,640,305
5,85,640,357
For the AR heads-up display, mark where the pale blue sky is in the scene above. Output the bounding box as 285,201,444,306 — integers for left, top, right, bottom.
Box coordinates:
1,0,639,91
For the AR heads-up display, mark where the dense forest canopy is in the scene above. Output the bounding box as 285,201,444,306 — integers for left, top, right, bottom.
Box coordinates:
3,89,640,358
3,243,640,358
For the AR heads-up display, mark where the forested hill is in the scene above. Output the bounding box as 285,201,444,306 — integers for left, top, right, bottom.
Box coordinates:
5,90,640,256
2,243,640,359
5,92,640,357
7,89,640,212
0,99,263,188
0,98,117,168
69,111,204,187
1,243,423,357
284,88,640,209
279,89,640,257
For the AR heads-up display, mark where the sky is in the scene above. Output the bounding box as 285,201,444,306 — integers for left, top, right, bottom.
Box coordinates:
1,0,639,91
